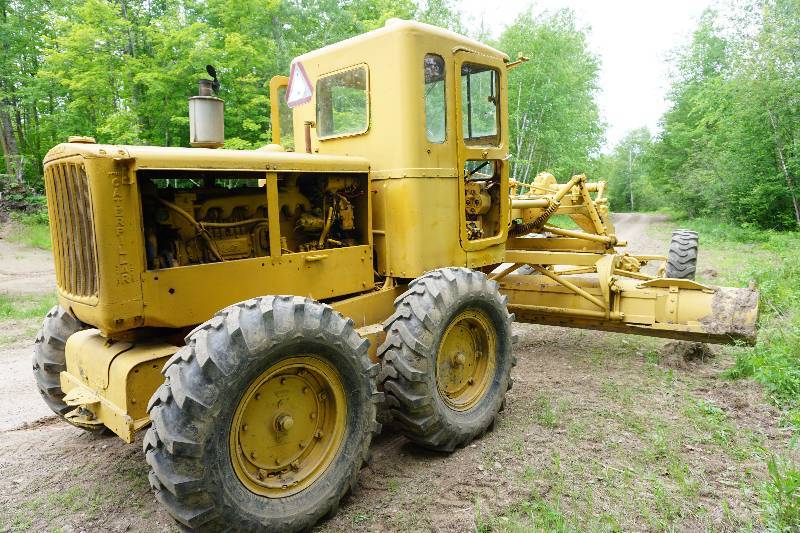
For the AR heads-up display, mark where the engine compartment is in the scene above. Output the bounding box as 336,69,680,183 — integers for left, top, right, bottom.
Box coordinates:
139,170,368,269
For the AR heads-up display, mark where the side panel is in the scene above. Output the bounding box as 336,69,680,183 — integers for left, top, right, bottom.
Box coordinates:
372,176,466,277
142,245,373,328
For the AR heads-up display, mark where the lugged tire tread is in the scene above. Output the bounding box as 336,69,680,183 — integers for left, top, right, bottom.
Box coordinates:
32,306,90,419
665,229,699,280
378,268,514,452
145,295,380,532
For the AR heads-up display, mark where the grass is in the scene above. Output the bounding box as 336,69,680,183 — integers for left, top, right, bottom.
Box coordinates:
661,216,800,528
1,458,157,532
6,210,51,250
0,293,56,320
763,456,800,529
669,217,800,430
548,214,582,230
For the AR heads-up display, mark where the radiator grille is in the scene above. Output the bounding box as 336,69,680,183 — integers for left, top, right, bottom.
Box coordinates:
44,162,99,299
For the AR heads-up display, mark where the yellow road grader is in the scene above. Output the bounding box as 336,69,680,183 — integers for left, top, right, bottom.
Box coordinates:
35,20,758,531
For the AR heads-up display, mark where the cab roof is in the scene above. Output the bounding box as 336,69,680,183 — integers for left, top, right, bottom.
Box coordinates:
294,19,509,64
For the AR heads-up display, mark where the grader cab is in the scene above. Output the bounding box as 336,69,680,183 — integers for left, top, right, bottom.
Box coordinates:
35,20,757,531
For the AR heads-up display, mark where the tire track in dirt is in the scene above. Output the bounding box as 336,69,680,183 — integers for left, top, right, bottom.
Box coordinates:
0,236,55,295
0,230,57,431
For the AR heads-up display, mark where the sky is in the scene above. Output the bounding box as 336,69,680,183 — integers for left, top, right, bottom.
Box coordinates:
458,0,715,151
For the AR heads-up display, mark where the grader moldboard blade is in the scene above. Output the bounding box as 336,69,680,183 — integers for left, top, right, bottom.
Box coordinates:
498,271,758,345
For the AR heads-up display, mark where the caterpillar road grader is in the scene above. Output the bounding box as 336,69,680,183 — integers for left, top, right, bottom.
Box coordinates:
35,19,758,531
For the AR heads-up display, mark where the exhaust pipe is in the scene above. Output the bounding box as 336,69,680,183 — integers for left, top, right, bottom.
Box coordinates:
189,66,224,148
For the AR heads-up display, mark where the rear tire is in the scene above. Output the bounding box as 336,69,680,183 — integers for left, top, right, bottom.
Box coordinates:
32,306,96,427
379,268,515,452
144,295,381,532
666,229,699,280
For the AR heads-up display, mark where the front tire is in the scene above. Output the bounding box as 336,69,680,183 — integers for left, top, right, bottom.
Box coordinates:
144,296,381,531
32,305,96,428
666,229,699,280
379,268,515,452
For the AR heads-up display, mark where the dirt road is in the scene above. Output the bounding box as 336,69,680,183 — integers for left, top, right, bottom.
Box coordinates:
0,214,794,531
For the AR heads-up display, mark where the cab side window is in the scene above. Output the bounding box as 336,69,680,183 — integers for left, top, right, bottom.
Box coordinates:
460,63,499,145
424,54,446,143
317,65,369,138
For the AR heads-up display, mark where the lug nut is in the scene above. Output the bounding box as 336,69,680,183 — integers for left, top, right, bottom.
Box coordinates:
276,414,294,432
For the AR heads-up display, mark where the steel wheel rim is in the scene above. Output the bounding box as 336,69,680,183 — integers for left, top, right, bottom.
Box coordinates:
230,356,346,497
435,309,497,411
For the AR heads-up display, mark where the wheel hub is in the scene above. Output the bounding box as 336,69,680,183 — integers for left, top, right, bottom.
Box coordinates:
230,356,346,497
435,309,497,411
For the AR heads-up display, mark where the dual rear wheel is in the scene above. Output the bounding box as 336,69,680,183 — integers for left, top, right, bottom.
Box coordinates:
146,268,514,531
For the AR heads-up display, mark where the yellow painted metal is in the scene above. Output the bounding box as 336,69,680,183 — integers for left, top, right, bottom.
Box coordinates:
269,76,289,145
508,236,606,253
453,49,510,252
540,225,616,245
529,264,606,311
289,20,510,275
140,245,373,329
435,309,497,411
42,144,372,334
331,279,405,362
504,250,605,267
500,274,758,344
59,329,177,442
229,356,346,497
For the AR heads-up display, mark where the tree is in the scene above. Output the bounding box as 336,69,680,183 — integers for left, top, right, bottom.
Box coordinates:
497,8,603,182
603,128,654,212
642,2,800,229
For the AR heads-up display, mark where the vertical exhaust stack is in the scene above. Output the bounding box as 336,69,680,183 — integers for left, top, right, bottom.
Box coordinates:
189,66,224,148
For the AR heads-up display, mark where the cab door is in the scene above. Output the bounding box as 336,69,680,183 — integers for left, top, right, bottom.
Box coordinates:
453,50,509,252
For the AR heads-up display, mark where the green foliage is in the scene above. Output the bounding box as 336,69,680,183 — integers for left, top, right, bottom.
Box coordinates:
598,128,660,212
762,457,800,530
604,1,800,230
0,0,450,193
8,209,51,249
0,293,56,320
673,218,800,428
499,8,603,182
0,0,603,195
671,219,800,529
